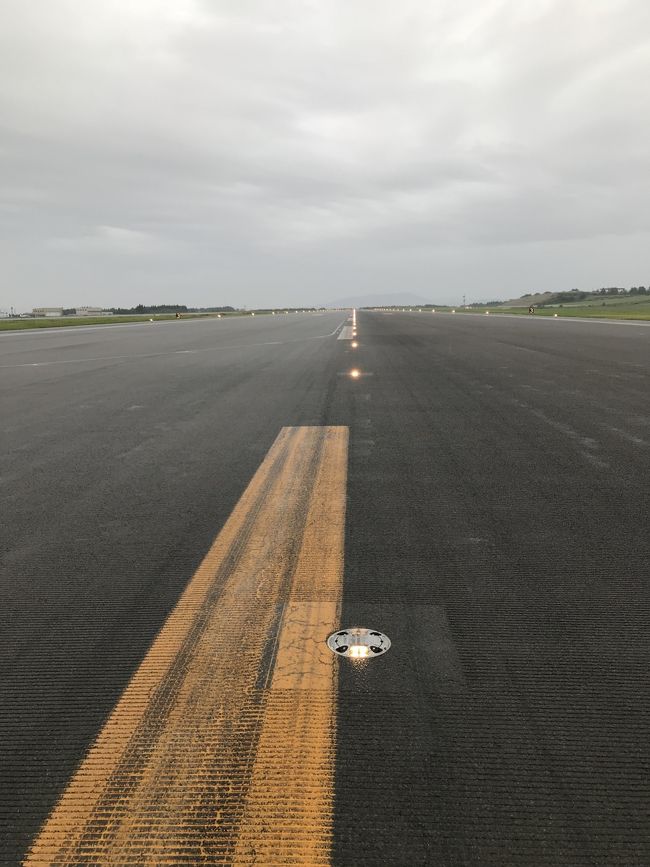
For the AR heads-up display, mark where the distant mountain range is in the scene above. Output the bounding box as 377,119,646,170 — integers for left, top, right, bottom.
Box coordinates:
324,292,435,308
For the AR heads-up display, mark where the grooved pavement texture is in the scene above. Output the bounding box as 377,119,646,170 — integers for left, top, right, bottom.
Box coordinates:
1,311,649,865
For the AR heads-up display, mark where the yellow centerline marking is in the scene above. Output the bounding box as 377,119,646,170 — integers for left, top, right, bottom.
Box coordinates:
26,426,348,866
233,426,346,865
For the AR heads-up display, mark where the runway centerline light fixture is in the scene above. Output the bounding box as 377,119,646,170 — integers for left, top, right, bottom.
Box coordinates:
327,628,391,659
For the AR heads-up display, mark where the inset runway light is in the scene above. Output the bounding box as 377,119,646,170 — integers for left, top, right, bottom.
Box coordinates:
351,341,358,348
327,628,391,659
349,369,361,379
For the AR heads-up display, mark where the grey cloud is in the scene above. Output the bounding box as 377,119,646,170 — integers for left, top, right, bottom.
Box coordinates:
46,225,161,255
1,0,649,310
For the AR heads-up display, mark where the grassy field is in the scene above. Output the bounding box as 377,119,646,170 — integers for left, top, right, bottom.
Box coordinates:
0,314,188,331
551,295,650,309
460,296,650,320
0,311,283,331
498,305,650,319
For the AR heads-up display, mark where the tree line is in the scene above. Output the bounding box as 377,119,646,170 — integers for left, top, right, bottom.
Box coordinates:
110,304,236,314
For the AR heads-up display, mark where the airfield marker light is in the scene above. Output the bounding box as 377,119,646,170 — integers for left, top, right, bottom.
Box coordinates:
554,313,558,318
351,341,358,348
349,369,361,379
451,309,456,313
327,628,391,659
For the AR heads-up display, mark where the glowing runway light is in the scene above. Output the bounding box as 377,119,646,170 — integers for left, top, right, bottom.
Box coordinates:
351,341,358,348
327,627,391,659
349,369,361,379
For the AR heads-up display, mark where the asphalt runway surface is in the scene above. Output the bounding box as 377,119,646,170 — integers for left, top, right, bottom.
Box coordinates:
1,311,648,865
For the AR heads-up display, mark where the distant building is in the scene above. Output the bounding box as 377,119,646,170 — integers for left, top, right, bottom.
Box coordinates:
75,307,110,316
32,307,63,317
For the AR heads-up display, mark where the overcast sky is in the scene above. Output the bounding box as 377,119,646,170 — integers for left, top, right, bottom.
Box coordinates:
1,0,650,310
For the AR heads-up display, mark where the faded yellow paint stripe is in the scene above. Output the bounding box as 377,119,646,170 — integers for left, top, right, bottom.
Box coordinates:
233,425,347,865
25,426,347,866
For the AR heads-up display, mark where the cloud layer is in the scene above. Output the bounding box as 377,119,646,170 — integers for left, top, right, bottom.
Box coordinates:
1,0,650,308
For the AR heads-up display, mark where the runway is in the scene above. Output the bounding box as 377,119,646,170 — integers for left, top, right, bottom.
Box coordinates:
1,311,648,864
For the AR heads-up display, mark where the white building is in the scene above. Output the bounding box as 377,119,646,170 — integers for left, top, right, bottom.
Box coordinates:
32,307,63,317
75,307,109,316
